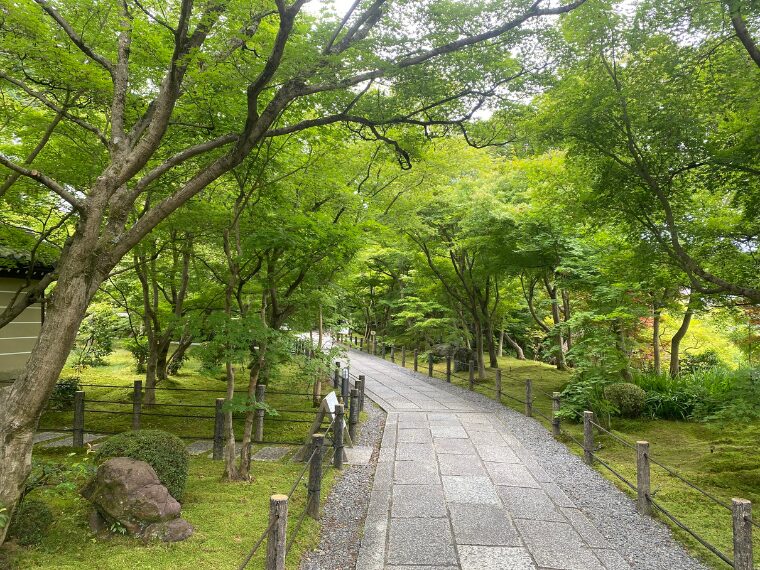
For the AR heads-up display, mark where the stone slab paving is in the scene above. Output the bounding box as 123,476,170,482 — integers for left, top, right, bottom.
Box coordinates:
345,445,374,465
252,445,291,461
39,432,106,448
351,349,633,570
33,431,67,444
186,440,214,456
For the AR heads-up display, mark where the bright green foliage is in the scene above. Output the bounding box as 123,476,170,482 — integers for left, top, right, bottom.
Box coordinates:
47,377,81,412
603,382,646,418
94,430,189,501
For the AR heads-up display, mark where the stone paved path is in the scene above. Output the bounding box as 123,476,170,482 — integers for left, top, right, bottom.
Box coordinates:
350,349,632,570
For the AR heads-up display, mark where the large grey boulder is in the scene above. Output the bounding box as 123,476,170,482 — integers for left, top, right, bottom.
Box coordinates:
82,457,192,542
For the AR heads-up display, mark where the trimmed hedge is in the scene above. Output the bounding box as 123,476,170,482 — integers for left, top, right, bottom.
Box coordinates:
604,382,646,418
94,430,189,500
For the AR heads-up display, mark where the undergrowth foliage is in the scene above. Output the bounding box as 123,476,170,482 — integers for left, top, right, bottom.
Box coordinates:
94,430,189,501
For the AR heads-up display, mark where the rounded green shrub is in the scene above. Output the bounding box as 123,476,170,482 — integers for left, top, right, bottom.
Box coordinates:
94,430,189,500
603,382,646,418
8,499,53,546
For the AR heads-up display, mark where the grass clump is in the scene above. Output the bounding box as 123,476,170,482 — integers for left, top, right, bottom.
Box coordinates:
8,499,54,546
94,430,189,501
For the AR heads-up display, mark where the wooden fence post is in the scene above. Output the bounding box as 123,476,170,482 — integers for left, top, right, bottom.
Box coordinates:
341,372,349,406
583,411,594,465
732,498,753,570
381,343,386,359
413,349,418,372
552,392,561,438
73,390,84,448
636,441,651,516
307,433,324,519
265,494,288,570
401,346,406,367
333,361,340,389
132,380,142,431
349,388,359,441
495,369,502,401
334,404,345,470
372,338,377,355
390,346,395,363
525,379,533,417
468,360,474,390
428,354,433,377
446,356,452,383
254,384,266,443
213,398,224,460
357,375,366,411
359,337,363,351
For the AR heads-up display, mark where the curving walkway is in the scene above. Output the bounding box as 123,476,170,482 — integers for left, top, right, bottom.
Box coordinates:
348,348,702,570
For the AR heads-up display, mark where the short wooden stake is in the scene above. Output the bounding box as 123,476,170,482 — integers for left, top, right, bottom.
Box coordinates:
381,343,386,359
307,433,324,519
428,354,433,377
265,494,288,570
551,392,561,438
360,337,364,351
525,379,533,417
132,380,142,431
333,361,340,389
372,338,377,355
334,404,345,470
390,346,395,363
254,384,266,443
446,356,452,383
495,369,502,401
349,388,359,441
212,398,224,460
468,360,475,390
357,375,366,411
401,347,406,367
413,349,418,372
636,441,651,516
583,411,594,465
73,390,85,448
732,498,753,570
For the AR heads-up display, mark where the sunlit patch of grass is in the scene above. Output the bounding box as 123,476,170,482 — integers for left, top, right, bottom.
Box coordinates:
41,348,327,445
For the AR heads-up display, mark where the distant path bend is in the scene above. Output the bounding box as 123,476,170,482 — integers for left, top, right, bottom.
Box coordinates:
348,348,708,570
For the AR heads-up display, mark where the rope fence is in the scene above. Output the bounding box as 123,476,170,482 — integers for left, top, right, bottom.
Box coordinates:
334,333,757,569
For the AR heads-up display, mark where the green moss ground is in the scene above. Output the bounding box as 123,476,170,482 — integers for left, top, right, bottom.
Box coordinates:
41,349,327,445
388,351,760,569
3,349,342,569
4,448,336,569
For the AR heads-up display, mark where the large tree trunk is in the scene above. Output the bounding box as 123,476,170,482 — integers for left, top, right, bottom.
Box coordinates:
486,322,499,368
317,305,323,351
503,332,526,360
473,315,486,380
145,341,159,406
561,288,572,351
156,339,171,383
669,304,693,377
0,234,104,544
653,306,662,375
167,333,192,376
544,275,568,371
614,319,633,382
